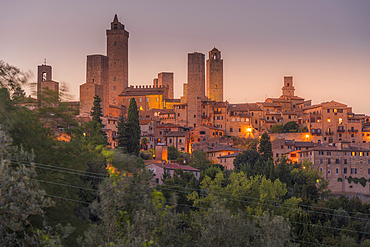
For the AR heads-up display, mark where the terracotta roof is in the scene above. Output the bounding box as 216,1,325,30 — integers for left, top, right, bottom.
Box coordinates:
157,123,181,129
217,153,238,158
140,120,153,125
164,131,189,137
206,145,244,153
147,162,200,172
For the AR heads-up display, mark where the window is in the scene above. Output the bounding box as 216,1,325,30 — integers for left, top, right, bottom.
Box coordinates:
128,99,130,102
327,152,331,155
156,97,159,102
179,139,182,143
336,159,339,164
139,97,142,102
230,128,233,132
281,145,284,149
351,168,357,174
319,167,323,173
352,152,356,156
113,86,116,91
328,170,331,174
239,128,241,132
159,131,162,135
328,159,331,164
336,168,339,174
327,118,331,123
344,159,347,164
156,178,159,184
200,131,206,135
276,153,279,158
114,77,116,81
320,159,323,164
114,41,117,45
344,167,347,174
327,109,330,113
113,99,116,104
231,118,235,122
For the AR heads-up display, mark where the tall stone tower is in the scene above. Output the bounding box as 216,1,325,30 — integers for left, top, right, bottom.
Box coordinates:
106,14,129,106
282,76,295,97
187,52,205,127
206,47,223,102
158,72,174,99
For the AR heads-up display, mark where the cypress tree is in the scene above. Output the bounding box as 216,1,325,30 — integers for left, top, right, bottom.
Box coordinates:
258,132,273,161
121,98,140,155
90,95,103,125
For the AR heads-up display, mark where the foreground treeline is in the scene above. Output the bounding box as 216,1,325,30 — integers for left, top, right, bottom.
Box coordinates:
2,61,370,246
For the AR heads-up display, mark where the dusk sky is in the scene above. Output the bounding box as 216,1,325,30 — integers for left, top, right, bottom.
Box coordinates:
1,0,370,115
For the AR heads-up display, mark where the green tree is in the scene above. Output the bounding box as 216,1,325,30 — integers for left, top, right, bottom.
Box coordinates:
141,136,148,150
283,121,299,133
247,138,259,151
258,132,273,161
168,145,180,160
121,98,140,155
189,150,212,172
270,124,284,133
90,95,103,125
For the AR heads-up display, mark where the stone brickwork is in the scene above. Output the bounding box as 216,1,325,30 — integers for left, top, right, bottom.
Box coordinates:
158,72,174,99
206,48,223,102
187,52,205,128
106,14,129,107
85,55,110,114
282,76,295,97
79,83,104,115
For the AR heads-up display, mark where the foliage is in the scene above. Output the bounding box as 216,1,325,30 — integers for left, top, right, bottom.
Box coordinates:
168,145,180,160
247,138,259,151
283,121,299,133
141,136,148,150
120,98,140,155
189,150,212,171
270,124,284,133
90,95,103,125
258,132,273,161
139,150,153,160
0,60,30,98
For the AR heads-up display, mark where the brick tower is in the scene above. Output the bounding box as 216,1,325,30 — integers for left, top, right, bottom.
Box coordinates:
282,76,295,97
187,52,205,127
106,14,129,106
206,47,223,102
158,72,174,99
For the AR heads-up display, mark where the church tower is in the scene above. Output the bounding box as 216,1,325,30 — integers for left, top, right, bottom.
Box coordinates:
106,14,129,106
282,76,295,97
206,47,223,102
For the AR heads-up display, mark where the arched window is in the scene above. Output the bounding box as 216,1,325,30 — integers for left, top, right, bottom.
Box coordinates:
114,77,116,81
42,72,47,81
231,118,235,122
113,86,116,91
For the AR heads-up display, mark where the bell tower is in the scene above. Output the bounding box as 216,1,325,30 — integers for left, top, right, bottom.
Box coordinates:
282,76,295,97
106,14,129,106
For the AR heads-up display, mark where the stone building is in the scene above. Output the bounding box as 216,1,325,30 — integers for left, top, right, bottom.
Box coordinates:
37,64,59,104
206,48,223,102
80,14,129,116
187,52,206,128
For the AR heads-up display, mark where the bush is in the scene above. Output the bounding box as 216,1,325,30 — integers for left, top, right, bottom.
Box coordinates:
139,150,153,160
337,178,342,182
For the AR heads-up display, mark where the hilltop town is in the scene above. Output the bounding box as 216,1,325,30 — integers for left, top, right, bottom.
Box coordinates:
30,15,370,196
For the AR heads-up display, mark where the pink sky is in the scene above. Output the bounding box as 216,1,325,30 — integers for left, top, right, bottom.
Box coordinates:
1,0,369,115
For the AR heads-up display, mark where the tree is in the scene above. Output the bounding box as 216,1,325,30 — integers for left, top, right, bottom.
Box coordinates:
0,60,30,98
168,145,180,160
141,137,148,150
247,138,259,151
283,121,299,133
120,98,140,156
258,132,273,161
90,95,103,125
270,124,284,133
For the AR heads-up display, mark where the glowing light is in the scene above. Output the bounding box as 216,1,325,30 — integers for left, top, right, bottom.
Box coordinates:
305,134,309,139
316,179,319,183
327,118,331,123
302,166,306,169
140,105,143,110
247,127,252,133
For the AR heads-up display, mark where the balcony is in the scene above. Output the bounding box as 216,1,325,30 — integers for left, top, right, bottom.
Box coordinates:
214,110,222,114
325,131,334,135
348,129,358,133
337,128,345,132
201,115,208,119
311,129,322,135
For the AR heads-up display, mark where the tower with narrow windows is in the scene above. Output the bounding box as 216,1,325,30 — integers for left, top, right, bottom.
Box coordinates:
106,14,129,107
37,64,52,100
206,47,223,102
282,76,295,97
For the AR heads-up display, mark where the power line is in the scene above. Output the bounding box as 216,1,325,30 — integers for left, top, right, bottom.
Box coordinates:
33,178,98,192
9,158,108,177
45,194,92,205
156,185,370,222
158,183,370,218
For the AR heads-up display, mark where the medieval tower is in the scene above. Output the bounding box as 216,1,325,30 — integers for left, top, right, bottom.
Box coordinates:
282,76,295,97
37,64,52,100
106,14,129,106
206,47,223,102
187,52,205,127
80,14,129,116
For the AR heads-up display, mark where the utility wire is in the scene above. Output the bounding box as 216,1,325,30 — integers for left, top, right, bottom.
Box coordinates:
45,194,92,205
156,185,370,222
33,178,98,192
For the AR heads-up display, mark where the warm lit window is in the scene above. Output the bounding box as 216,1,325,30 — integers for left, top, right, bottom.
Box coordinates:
327,118,331,123
339,118,342,124
334,109,337,113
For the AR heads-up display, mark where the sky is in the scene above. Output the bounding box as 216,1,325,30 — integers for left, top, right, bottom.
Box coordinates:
1,0,370,115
